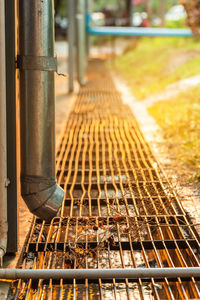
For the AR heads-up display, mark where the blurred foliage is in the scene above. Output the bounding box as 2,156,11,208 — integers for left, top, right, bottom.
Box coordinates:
54,0,120,16
180,0,200,34
148,85,200,179
55,0,66,18
54,0,180,16
114,37,200,99
94,0,179,14
136,0,178,13
94,0,118,11
166,18,186,28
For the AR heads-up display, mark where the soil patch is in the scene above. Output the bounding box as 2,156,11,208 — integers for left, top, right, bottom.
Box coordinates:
165,49,200,75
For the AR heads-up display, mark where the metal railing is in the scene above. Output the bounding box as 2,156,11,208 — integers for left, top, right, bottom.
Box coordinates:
68,0,195,92
87,26,194,37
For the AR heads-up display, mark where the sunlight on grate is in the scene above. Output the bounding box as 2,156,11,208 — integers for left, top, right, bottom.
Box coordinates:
10,60,200,300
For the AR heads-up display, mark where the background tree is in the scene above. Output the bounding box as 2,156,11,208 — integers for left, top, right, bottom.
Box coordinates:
159,0,166,26
180,0,200,34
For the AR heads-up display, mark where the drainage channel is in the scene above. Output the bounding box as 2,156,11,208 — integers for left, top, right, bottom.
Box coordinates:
9,60,200,299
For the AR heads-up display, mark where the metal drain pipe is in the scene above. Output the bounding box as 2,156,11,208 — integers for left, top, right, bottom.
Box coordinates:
1,268,200,280
18,0,64,221
0,0,8,262
76,0,86,85
68,0,75,92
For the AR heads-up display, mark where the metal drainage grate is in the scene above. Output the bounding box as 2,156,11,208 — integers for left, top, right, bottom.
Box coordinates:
10,60,200,299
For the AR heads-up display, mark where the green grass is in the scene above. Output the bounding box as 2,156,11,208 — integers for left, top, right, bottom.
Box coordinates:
114,37,200,99
148,86,200,180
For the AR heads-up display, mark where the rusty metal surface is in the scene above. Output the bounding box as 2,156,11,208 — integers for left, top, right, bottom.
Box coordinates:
9,60,200,299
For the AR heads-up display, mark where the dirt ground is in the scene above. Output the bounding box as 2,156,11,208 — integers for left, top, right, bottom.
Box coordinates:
164,49,200,75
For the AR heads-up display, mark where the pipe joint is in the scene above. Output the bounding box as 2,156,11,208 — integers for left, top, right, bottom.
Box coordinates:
21,175,64,222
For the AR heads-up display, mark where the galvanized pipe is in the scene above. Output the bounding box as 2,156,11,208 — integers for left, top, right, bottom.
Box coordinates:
0,268,200,280
0,0,8,262
76,0,86,85
68,0,75,92
18,0,64,221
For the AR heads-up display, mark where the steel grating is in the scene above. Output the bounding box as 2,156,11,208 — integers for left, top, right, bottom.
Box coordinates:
9,60,200,299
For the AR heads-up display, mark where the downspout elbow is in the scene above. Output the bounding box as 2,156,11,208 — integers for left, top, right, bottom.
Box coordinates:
21,176,64,222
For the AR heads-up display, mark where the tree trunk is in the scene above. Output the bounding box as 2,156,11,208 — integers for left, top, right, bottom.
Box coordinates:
125,0,132,26
159,0,166,27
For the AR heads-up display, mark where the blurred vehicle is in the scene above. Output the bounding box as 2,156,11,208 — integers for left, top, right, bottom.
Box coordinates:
115,17,130,26
91,12,105,26
165,4,186,21
92,11,130,27
102,8,115,26
132,12,150,27
132,12,143,27
55,16,68,37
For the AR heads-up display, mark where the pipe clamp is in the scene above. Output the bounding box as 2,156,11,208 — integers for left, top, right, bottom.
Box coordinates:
17,55,57,72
